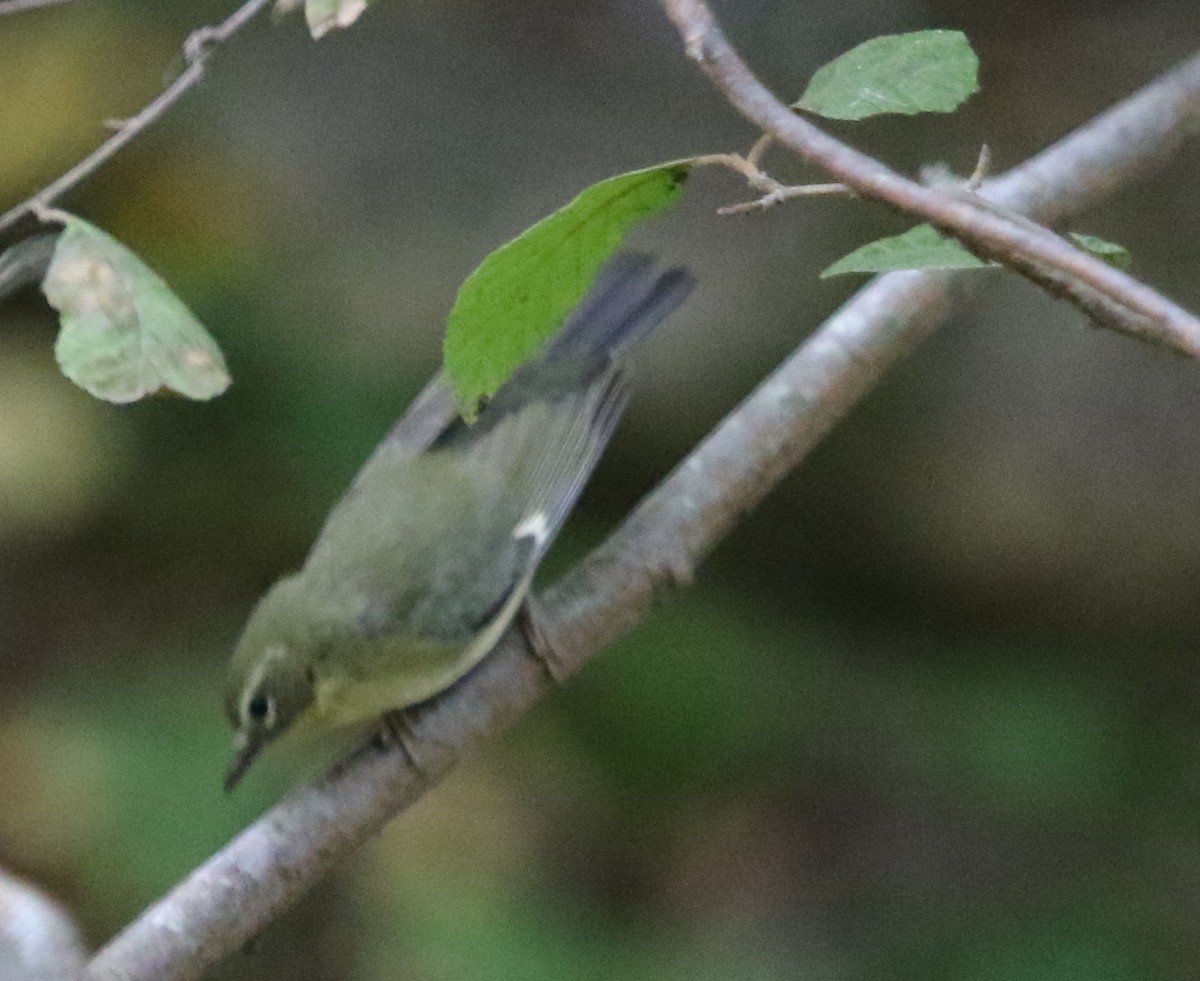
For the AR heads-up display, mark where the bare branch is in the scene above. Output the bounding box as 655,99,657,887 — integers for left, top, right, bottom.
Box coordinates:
84,49,1200,981
0,0,83,14
0,869,88,980
717,181,850,216
744,132,773,168
660,0,1200,358
689,151,782,193
0,0,273,238
690,151,852,215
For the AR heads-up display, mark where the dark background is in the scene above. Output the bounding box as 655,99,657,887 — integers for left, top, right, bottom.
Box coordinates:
2,1,1200,978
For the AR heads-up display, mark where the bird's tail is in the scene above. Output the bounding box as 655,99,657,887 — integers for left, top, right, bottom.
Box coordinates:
546,252,695,364
429,253,692,460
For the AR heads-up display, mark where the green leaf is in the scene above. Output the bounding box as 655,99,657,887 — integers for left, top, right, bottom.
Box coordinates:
41,215,230,404
1069,232,1131,270
444,162,689,413
821,223,997,278
795,30,979,120
304,0,370,39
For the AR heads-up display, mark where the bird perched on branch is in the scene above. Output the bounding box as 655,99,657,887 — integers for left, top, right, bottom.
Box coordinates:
224,254,693,788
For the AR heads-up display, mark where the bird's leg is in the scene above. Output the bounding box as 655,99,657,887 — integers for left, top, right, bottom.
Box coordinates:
518,597,569,684
376,709,434,786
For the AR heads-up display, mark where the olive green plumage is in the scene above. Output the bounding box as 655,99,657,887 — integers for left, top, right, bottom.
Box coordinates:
224,254,693,788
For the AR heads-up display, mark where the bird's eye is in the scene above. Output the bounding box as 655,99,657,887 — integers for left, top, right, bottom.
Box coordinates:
247,693,273,723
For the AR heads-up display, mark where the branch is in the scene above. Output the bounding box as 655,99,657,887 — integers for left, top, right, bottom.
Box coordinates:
84,49,1200,981
0,0,273,239
711,143,992,215
0,868,88,980
661,0,1200,359
0,0,83,13
717,179,851,215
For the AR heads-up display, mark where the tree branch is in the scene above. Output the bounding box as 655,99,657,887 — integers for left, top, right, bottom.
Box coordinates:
0,868,88,980
84,48,1200,981
690,149,853,214
0,0,273,239
0,0,84,14
660,0,1200,359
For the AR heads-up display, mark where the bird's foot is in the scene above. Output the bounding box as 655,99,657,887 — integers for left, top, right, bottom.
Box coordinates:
518,598,570,684
376,709,434,786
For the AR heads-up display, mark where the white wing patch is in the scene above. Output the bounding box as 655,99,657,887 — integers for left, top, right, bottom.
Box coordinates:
513,510,550,546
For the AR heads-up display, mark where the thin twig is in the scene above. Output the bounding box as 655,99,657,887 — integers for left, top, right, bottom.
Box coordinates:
661,0,1200,359
0,0,273,237
690,151,852,214
84,49,1200,981
0,0,81,14
745,132,773,168
688,151,781,193
718,181,850,215
967,144,992,191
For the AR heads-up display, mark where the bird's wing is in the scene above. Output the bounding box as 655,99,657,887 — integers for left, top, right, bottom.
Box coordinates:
458,365,629,563
303,367,626,650
303,254,692,649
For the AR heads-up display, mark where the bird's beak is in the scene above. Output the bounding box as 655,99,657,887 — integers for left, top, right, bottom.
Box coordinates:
224,731,263,792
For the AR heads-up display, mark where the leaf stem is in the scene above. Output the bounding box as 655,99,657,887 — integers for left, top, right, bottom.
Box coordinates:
967,143,992,191
689,151,853,214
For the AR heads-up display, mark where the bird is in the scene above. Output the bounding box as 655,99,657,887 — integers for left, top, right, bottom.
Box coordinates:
223,253,693,788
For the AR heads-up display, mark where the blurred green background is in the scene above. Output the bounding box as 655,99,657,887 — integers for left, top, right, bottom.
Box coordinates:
2,1,1200,978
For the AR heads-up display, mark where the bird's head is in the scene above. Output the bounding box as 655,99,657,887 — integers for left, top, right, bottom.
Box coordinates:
224,576,318,790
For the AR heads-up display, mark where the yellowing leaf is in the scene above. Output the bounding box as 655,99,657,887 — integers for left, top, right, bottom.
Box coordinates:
305,0,370,39
42,215,230,404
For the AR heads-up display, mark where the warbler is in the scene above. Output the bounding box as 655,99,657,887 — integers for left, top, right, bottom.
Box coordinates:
224,254,693,788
